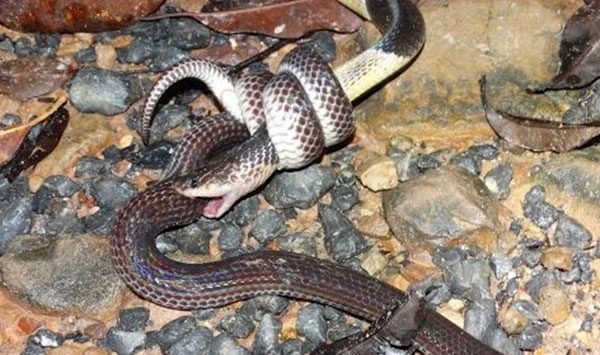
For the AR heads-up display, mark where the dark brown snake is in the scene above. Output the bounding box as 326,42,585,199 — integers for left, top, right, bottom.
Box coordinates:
111,0,505,353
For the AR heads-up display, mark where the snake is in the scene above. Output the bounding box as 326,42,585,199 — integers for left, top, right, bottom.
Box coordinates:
111,0,504,353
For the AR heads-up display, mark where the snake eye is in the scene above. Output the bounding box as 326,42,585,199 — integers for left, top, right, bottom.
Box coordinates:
189,177,199,188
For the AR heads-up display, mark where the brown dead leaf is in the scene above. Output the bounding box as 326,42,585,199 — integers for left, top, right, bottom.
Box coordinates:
0,94,68,181
481,77,600,152
148,0,362,38
0,57,77,100
0,0,165,33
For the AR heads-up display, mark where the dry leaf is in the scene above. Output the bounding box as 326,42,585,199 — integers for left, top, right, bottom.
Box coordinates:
532,0,600,91
0,95,69,181
481,77,600,152
0,57,77,100
0,0,164,33
147,0,362,38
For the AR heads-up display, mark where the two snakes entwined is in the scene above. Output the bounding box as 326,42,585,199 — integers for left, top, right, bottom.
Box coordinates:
111,0,503,353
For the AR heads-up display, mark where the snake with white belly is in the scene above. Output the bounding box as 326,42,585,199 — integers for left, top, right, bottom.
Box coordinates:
111,0,504,353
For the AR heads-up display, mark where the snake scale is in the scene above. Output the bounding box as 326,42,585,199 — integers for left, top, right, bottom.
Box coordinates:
111,0,504,353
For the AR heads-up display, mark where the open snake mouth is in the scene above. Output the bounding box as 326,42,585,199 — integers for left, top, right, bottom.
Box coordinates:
203,196,224,218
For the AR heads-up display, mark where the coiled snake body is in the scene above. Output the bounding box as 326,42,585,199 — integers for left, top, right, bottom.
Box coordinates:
111,0,503,353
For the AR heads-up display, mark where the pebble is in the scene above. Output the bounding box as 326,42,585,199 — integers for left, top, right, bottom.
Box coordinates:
69,67,141,115
116,307,150,332
519,325,544,351
149,316,197,351
281,339,304,355
354,151,398,191
29,329,64,348
14,37,35,56
0,234,124,313
318,204,366,261
445,258,491,298
538,284,571,325
383,166,501,243
501,305,529,334
88,174,137,210
220,313,255,338
522,186,559,230
416,153,442,172
0,35,14,52
168,327,213,355
464,299,497,342
360,247,388,275
450,150,482,176
541,247,573,271
262,165,336,209
329,184,359,212
82,208,115,235
163,18,212,50
276,232,317,256
150,46,189,72
75,47,97,63
553,214,591,250
224,195,260,227
388,149,420,182
252,313,281,354
307,31,336,62
218,224,244,253
490,253,513,279
209,333,250,355
250,209,286,244
102,328,146,355
297,304,327,344
0,196,32,254
146,104,191,143
75,156,108,179
133,141,175,170
40,175,79,198
484,164,513,200
121,37,158,64
173,223,211,255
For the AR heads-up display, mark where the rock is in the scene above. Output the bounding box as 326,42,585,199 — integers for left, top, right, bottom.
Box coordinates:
484,164,513,200
163,18,211,50
116,307,150,332
538,284,571,326
69,67,141,115
360,247,388,275
218,224,244,253
541,247,573,271
354,151,398,191
297,304,327,344
42,175,79,197
383,166,502,243
149,316,197,351
168,327,213,355
250,209,286,244
501,306,529,334
262,165,336,209
523,186,559,230
224,195,260,227
75,157,108,180
276,232,317,257
252,313,281,354
553,214,591,251
519,325,544,351
388,149,420,182
0,196,32,254
0,234,124,313
209,333,249,355
102,328,146,355
134,141,175,170
318,204,366,262
29,329,64,348
329,184,359,212
173,223,211,255
220,313,255,339
88,174,137,210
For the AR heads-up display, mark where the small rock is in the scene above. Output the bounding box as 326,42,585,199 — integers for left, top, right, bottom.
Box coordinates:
484,164,513,200
519,325,544,351
42,175,80,197
329,184,359,212
553,214,591,251
262,165,336,209
163,18,211,50
360,247,388,276
538,284,571,325
318,204,366,261
209,333,249,355
149,316,197,350
218,224,244,252
75,47,97,63
75,157,108,179
102,328,146,355
416,153,442,172
150,46,189,72
116,307,150,332
277,232,317,257
146,104,191,143
450,150,482,176
281,339,304,355
464,299,497,342
501,306,528,334
134,141,174,170
250,209,286,244
173,223,210,255
297,304,327,344
0,234,125,313
225,195,260,227
354,151,398,191
523,186,559,230
167,327,213,355
541,247,573,271
122,37,157,64
29,329,64,348
69,67,141,115
89,174,137,210
0,197,32,254
252,313,281,354
220,313,255,338
490,253,513,279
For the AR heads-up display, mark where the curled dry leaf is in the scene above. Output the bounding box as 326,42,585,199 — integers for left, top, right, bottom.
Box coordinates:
0,0,164,33
147,0,363,38
0,57,77,101
532,0,600,91
0,94,68,179
480,77,600,152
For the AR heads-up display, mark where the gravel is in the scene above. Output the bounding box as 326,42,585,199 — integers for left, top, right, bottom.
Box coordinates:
250,209,286,244
116,307,150,332
262,165,336,209
297,304,327,344
0,196,32,254
318,204,366,262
